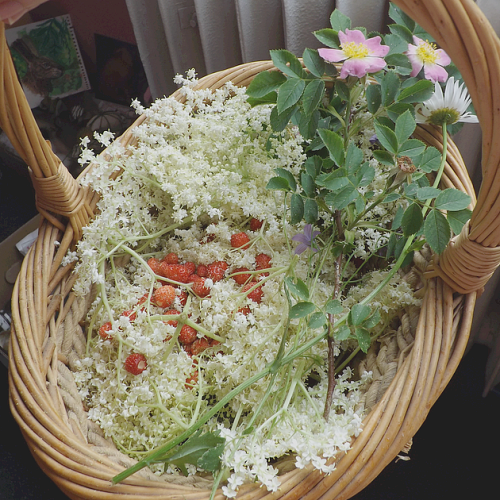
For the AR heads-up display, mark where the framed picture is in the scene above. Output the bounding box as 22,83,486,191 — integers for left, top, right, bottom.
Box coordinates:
6,15,90,108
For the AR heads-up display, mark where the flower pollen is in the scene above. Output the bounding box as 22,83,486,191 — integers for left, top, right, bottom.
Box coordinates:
415,40,438,64
342,41,369,59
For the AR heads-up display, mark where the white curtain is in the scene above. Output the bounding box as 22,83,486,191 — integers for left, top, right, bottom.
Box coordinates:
124,0,500,392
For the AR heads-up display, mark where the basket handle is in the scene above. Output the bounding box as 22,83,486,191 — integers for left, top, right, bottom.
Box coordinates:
0,22,92,240
391,0,500,294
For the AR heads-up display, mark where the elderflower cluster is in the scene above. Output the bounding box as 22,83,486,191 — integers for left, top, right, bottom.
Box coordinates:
70,73,419,496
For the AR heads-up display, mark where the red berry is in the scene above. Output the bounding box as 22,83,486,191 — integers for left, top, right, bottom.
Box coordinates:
124,353,147,375
231,232,251,249
185,371,199,388
192,278,211,297
196,264,208,277
121,309,137,322
231,267,252,285
179,324,198,344
191,337,210,356
250,218,263,231
152,285,176,308
188,273,203,283
207,261,228,282
99,321,113,340
184,261,196,275
162,252,179,264
147,257,161,274
178,290,189,307
238,306,251,315
255,253,272,277
164,309,180,327
157,263,191,283
242,283,264,303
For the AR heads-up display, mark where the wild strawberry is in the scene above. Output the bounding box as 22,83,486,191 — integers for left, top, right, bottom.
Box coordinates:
242,283,264,304
179,324,198,344
185,370,199,388
162,252,179,264
250,218,263,231
164,309,180,327
196,264,208,277
152,285,176,308
238,306,251,316
207,261,228,282
231,267,252,285
184,261,196,275
99,321,113,340
121,309,137,322
147,257,161,274
191,337,210,356
255,253,272,277
192,278,211,298
183,343,193,356
124,353,147,375
231,231,250,249
178,290,189,307
188,273,203,283
157,262,191,283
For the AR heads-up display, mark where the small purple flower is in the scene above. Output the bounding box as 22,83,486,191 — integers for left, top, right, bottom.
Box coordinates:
292,224,321,255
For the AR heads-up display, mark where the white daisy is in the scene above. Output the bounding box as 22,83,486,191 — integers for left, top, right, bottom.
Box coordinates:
415,77,479,125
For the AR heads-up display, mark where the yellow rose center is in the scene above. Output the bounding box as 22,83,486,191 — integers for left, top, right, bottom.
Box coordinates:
416,41,438,64
342,41,369,59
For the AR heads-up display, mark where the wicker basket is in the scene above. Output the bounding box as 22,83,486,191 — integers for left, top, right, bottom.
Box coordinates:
5,0,500,498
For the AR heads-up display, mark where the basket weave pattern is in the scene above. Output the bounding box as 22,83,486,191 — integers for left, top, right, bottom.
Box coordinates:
4,1,499,499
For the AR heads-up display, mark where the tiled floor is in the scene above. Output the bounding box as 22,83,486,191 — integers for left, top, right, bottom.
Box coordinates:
1,161,499,499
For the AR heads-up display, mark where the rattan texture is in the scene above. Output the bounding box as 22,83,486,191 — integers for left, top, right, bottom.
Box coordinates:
4,0,499,498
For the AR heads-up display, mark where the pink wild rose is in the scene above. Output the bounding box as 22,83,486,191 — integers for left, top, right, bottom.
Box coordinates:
405,36,451,83
318,29,389,79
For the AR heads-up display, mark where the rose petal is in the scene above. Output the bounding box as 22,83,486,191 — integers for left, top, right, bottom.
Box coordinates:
318,48,347,63
339,28,367,45
435,49,451,66
364,36,390,57
423,63,448,83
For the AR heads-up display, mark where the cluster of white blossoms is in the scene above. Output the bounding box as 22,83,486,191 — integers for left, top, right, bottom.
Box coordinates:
70,74,420,496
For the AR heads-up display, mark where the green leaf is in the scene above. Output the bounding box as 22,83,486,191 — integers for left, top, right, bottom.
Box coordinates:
385,53,412,75
291,193,304,224
313,28,339,48
434,188,471,211
302,79,325,115
447,208,472,235
374,122,399,155
246,92,277,107
386,102,414,122
305,156,323,178
270,49,304,78
401,202,424,236
415,146,442,173
398,139,426,158
386,232,397,258
388,23,414,44
325,185,358,210
335,325,351,341
336,81,350,101
266,176,290,191
304,198,319,223
389,3,416,31
366,84,382,114
318,129,345,167
383,33,408,56
285,277,310,300
270,104,297,132
246,70,287,98
392,204,405,229
330,9,351,31
308,312,327,329
345,143,364,173
302,48,326,77
363,309,381,329
356,162,375,187
380,70,400,106
416,186,441,201
424,209,451,254
373,149,395,166
277,78,306,113
163,431,225,476
397,79,434,103
384,192,401,203
348,304,371,326
395,110,416,144
301,172,316,198
316,169,349,191
275,167,297,191
289,301,316,319
197,443,225,474
298,109,320,139
325,299,343,315
355,327,371,353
